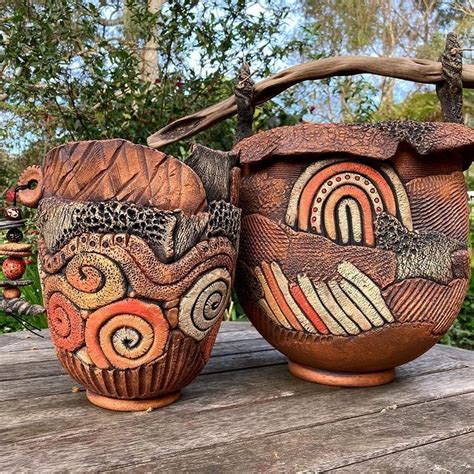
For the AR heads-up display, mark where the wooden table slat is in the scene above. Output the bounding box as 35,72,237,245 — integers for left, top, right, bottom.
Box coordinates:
0,321,472,472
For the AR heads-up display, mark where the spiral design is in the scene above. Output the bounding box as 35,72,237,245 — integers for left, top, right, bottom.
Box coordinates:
47,292,85,352
178,268,232,340
43,252,126,310
85,299,169,369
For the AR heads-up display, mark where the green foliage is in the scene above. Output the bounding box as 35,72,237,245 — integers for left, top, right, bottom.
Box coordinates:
443,289,474,350
441,204,474,350
0,254,45,333
0,0,301,158
299,0,473,123
0,0,303,333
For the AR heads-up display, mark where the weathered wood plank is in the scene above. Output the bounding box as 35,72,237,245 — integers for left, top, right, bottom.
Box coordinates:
0,332,51,352
0,348,469,429
114,392,474,473
0,365,302,429
433,344,474,365
0,347,285,384
1,368,473,471
218,321,252,332
0,340,466,386
334,432,474,472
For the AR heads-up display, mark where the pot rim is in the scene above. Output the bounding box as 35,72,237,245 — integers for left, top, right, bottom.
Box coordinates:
234,120,474,170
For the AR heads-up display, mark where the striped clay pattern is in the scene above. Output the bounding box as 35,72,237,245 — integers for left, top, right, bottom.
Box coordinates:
255,260,395,336
383,277,469,335
406,172,469,242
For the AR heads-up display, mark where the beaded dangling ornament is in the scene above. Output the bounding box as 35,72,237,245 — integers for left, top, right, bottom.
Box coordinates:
0,184,45,335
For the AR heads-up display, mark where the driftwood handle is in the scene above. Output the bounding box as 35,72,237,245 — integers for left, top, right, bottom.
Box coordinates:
147,55,474,149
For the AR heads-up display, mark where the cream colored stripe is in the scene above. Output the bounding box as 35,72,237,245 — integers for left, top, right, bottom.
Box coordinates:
255,266,292,329
379,163,413,231
285,158,347,227
297,274,347,336
327,280,373,331
258,299,280,324
337,198,362,244
339,279,384,327
313,281,360,335
270,262,317,333
338,261,394,323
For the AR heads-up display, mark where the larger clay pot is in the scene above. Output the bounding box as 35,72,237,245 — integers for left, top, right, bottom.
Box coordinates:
234,121,473,387
17,140,241,410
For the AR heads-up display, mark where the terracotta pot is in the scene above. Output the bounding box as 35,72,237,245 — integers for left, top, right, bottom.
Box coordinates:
234,121,474,387
17,140,241,410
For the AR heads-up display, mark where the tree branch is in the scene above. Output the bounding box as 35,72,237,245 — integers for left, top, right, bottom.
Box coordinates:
98,17,124,26
147,55,474,149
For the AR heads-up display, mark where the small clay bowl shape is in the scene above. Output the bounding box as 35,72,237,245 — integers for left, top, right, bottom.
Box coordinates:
234,120,473,387
17,140,241,411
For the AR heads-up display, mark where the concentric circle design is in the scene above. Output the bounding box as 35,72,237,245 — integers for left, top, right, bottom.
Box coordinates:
85,299,169,369
47,292,85,351
178,268,232,340
285,158,413,247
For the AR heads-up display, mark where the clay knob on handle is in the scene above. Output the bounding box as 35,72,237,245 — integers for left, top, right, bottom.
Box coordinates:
16,165,44,208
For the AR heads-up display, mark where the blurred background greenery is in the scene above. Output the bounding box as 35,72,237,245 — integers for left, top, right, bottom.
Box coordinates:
0,0,473,348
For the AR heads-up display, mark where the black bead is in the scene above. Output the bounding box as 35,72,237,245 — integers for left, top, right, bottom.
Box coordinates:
6,227,23,243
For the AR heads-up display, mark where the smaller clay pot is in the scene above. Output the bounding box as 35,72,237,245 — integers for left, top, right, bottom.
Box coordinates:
18,140,241,411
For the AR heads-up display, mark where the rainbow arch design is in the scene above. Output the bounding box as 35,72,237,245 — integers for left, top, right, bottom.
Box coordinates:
255,261,395,336
286,158,412,246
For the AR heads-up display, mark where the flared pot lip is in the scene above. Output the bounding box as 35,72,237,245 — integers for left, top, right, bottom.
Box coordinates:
233,120,474,170
37,138,211,214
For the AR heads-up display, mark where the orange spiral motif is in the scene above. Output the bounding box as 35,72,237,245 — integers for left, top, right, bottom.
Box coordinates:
47,292,85,352
85,299,169,369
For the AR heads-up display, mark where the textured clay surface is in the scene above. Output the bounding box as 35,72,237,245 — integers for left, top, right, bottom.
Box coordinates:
42,139,207,213
234,121,474,169
236,128,471,379
33,139,241,408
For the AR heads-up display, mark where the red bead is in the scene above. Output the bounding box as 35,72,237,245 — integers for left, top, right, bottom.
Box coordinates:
2,257,26,280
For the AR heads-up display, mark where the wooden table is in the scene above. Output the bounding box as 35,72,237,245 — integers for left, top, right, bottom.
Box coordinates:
1,321,473,472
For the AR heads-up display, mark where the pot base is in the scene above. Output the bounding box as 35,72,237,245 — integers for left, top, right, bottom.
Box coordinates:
86,390,181,412
288,361,395,387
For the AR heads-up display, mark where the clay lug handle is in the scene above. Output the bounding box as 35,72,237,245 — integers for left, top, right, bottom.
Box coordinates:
16,165,44,208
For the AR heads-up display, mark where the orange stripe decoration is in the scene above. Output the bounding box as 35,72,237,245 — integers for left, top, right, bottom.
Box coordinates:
297,161,398,231
286,158,413,247
254,260,396,337
254,266,292,329
289,283,329,335
261,261,303,331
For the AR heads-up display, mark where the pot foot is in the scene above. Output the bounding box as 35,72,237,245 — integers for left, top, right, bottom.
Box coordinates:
86,390,181,412
288,361,395,387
